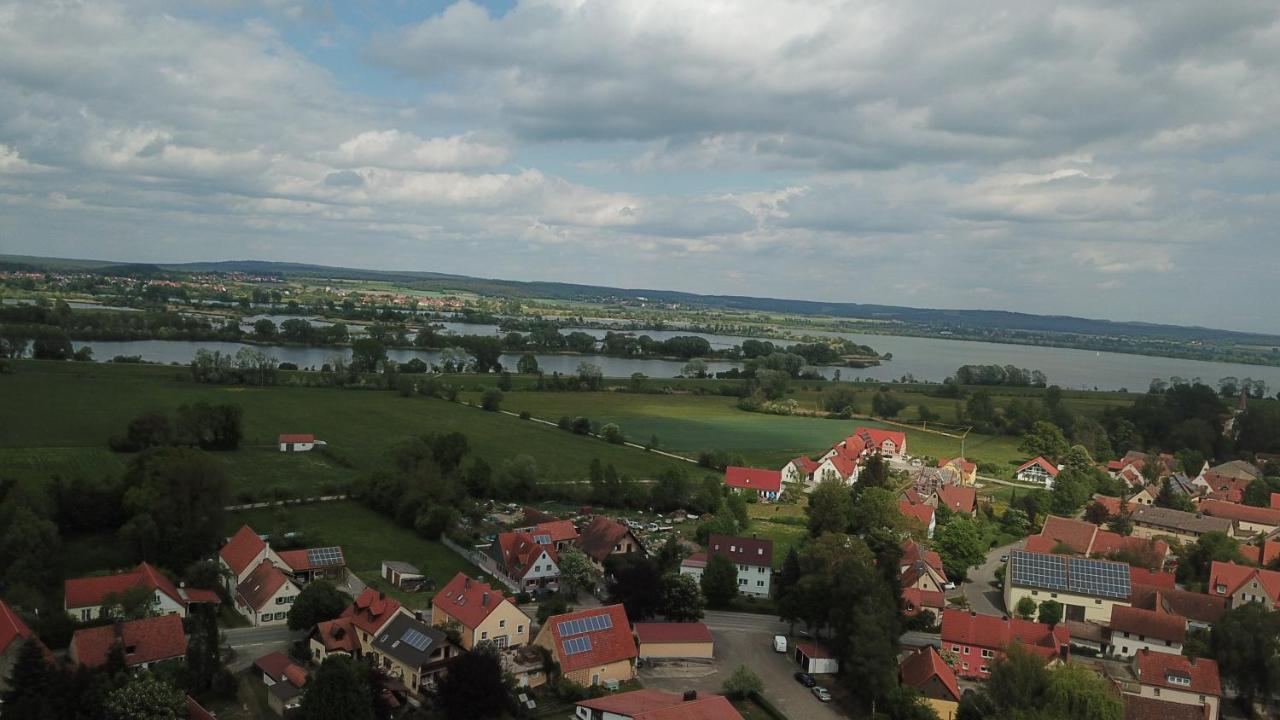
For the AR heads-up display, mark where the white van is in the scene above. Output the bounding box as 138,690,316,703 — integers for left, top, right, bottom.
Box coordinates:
773,635,787,653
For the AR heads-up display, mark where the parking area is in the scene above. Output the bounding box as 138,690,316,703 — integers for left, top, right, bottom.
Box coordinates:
641,623,847,719
954,537,1025,616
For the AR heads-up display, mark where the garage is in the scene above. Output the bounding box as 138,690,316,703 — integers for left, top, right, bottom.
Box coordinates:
634,622,714,660
795,642,838,674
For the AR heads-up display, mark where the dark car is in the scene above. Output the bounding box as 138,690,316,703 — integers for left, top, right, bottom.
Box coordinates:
794,672,816,688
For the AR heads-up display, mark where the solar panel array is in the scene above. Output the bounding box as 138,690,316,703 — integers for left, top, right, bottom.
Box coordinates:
533,534,552,545
307,547,344,567
562,636,593,656
1008,550,1131,600
557,613,614,637
401,628,432,651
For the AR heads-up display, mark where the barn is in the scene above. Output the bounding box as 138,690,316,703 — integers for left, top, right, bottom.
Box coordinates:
279,434,316,453
795,641,839,674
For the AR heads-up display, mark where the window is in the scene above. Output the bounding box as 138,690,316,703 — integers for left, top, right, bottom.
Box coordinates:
1095,599,1102,604
951,645,960,652
518,625,524,634
981,649,993,659
757,580,764,587
499,619,506,629
963,647,970,655
81,609,92,621
1031,590,1039,596
980,665,989,673
1153,688,1160,697
962,663,969,670
738,579,747,586
481,632,488,640
1050,593,1058,598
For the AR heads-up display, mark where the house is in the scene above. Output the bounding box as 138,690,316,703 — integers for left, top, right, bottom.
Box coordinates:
900,539,948,595
679,534,772,598
369,614,456,696
577,516,644,569
899,499,936,538
278,433,317,452
1123,695,1214,720
633,622,713,660
1129,506,1233,544
1025,515,1169,564
431,573,532,651
832,427,908,458
574,689,743,720
1207,561,1280,610
937,457,977,487
534,604,636,687
781,456,821,485
1,598,46,695
339,589,411,657
1015,457,1060,488
1238,539,1280,567
940,609,1069,680
900,646,961,706
1197,499,1280,537
519,519,580,552
234,560,301,627
253,650,308,716
219,525,281,595
1003,550,1132,623
490,532,560,591
1202,461,1260,503
794,641,838,674
276,546,347,585
1109,606,1186,657
381,561,425,589
69,614,187,670
1127,650,1221,720
309,616,360,661
1128,585,1225,632
722,466,782,501
934,485,977,516
64,562,220,621
1128,484,1160,507
187,695,219,720
813,452,859,485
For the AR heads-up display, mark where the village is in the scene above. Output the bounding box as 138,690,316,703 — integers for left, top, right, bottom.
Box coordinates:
5,417,1279,720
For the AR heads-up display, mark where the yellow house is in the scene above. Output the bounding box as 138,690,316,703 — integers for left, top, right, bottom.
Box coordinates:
534,604,636,687
1004,550,1131,624
1130,506,1233,545
431,573,532,651
633,622,714,659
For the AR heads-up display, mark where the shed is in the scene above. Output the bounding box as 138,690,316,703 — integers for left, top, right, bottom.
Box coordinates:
278,434,317,453
795,641,838,674
634,622,714,660
382,561,424,588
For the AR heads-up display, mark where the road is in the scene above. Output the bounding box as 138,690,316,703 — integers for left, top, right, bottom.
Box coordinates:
223,625,302,672
955,536,1027,617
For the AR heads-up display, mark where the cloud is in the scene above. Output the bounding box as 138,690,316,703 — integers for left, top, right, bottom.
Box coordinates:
320,130,512,171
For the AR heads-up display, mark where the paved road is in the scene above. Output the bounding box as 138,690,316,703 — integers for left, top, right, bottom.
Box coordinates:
223,625,303,672
956,537,1026,617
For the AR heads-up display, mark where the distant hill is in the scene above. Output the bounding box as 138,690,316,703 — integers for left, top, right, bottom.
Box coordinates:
4,253,1277,345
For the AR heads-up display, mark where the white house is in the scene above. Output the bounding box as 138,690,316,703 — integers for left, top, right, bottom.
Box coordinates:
64,562,220,621
236,559,301,627
813,452,859,485
679,534,773,598
1015,457,1060,488
1109,607,1185,658
825,427,908,460
781,456,820,485
723,466,782,502
491,532,561,592
278,433,319,452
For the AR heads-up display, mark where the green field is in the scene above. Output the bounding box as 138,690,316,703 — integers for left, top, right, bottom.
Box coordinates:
227,500,488,608
0,361,694,498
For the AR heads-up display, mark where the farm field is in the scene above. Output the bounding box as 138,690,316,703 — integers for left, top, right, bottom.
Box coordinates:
227,500,488,609
0,361,694,498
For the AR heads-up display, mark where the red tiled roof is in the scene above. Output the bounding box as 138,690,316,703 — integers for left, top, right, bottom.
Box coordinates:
790,456,821,473
435,572,518,630
343,588,404,637
278,433,314,443
1134,649,1221,697
237,560,292,612
313,617,359,653
1128,566,1176,589
220,525,267,577
71,614,187,668
1199,499,1280,526
577,516,636,562
680,552,708,569
277,547,346,573
0,598,35,655
1123,695,1211,720
634,622,713,644
708,534,773,567
900,540,945,578
496,532,559,581
898,501,934,529
181,587,221,605
846,427,907,453
723,466,782,493
1092,495,1124,516
64,562,212,611
1128,586,1225,625
821,454,858,478
186,695,217,720
1038,515,1098,554
1016,456,1060,477
1240,539,1280,567
633,695,742,720
578,690,744,720
938,457,977,474
902,587,946,615
254,651,293,679
941,609,1069,661
578,689,683,716
936,485,977,514
1110,606,1186,644
522,506,558,525
284,664,308,688
547,604,636,674
795,641,834,659
1208,561,1280,603
1203,475,1253,504
533,520,579,544
1272,493,1280,510
900,646,961,701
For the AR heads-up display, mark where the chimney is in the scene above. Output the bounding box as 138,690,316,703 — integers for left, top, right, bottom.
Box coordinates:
683,690,697,702
464,578,471,590
482,592,489,607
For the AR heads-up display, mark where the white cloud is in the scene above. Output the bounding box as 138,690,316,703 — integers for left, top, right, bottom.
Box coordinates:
320,130,511,171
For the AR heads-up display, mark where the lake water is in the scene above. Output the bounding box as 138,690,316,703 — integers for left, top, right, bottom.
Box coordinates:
67,332,1280,391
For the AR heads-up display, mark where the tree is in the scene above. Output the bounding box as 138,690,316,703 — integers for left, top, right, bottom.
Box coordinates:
850,487,904,536
601,423,625,444
253,318,277,338
659,573,705,622
872,390,906,418
556,546,596,597
700,553,739,607
721,665,764,700
101,584,160,619
1043,662,1123,720
934,516,986,581
301,655,375,720
1211,603,1280,710
821,385,860,415
288,580,348,631
516,353,540,375
480,388,504,411
682,358,708,378
1015,596,1038,620
120,447,230,568
536,596,571,624
435,644,511,719
1180,531,1242,587
606,554,664,620
1037,600,1063,627
31,332,74,360
104,674,185,720
1,638,55,718
576,361,603,390
1155,478,1194,512
1020,421,1069,462
184,606,223,695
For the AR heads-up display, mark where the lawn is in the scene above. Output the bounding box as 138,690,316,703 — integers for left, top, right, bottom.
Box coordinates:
0,361,694,498
227,500,489,609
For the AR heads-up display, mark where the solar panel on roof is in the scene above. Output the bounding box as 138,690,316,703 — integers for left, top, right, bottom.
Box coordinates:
306,547,344,567
1009,551,1131,600
533,534,552,545
402,628,432,651
562,636,592,655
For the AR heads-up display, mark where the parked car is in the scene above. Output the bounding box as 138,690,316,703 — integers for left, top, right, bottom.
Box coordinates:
1000,553,1009,562
794,672,816,688
943,581,956,591
812,687,832,702
773,635,787,653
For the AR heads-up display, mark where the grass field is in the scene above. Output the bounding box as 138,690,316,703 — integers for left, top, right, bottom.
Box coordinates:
0,361,694,498
227,500,488,608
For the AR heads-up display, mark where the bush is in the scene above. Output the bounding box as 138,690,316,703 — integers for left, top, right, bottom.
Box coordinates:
570,416,591,435
480,389,504,411
601,423,625,444
518,410,532,420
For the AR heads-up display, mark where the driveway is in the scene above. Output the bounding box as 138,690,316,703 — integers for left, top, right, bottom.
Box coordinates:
954,537,1026,617
642,613,847,719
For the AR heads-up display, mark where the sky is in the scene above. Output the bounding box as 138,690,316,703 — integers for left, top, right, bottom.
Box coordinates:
0,1,1278,332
